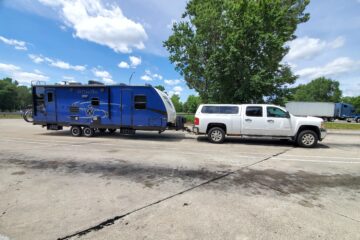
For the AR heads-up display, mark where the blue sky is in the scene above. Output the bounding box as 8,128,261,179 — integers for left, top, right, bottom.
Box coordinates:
0,0,359,102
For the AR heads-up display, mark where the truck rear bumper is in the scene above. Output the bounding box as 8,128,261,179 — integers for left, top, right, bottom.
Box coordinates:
320,128,327,140
192,126,199,135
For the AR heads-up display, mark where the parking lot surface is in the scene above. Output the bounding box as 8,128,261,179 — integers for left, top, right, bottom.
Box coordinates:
0,119,359,240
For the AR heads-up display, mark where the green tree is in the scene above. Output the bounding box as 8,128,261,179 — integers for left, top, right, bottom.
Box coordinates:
341,96,360,113
154,85,165,92
0,77,32,111
170,94,183,112
0,78,18,111
292,77,342,102
183,95,201,113
164,0,309,103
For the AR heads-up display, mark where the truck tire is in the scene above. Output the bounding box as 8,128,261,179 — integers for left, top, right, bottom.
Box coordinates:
297,130,318,148
208,127,225,144
71,126,82,137
83,127,95,137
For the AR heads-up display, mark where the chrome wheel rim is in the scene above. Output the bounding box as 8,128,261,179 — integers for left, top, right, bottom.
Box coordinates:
302,133,315,146
211,130,223,142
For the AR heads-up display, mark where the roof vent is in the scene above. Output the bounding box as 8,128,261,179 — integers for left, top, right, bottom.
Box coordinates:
88,80,104,85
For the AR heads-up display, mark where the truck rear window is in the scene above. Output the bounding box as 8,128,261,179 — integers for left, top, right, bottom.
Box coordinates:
201,106,238,114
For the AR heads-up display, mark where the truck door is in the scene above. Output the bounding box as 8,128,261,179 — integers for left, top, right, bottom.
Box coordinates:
45,88,56,123
241,106,267,135
265,106,292,136
121,89,132,126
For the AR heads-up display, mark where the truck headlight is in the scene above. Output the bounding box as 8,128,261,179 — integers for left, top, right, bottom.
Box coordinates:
321,122,325,129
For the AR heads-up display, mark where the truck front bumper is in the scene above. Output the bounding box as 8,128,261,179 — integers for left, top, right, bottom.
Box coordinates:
320,128,327,140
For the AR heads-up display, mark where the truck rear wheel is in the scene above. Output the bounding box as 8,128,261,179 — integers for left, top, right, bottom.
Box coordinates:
297,130,318,148
208,127,225,144
83,127,95,137
70,126,82,137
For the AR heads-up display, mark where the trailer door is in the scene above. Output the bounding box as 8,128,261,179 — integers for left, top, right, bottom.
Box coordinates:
121,89,132,126
45,88,56,123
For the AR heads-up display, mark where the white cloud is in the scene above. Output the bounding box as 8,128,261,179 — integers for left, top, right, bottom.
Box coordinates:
285,36,345,61
168,86,183,96
129,56,141,68
164,79,181,85
152,73,163,80
295,57,360,79
0,35,28,51
92,68,115,84
28,54,86,71
141,75,152,81
0,63,21,72
140,69,163,81
63,76,75,81
118,61,130,69
0,62,48,84
29,54,45,64
38,0,148,53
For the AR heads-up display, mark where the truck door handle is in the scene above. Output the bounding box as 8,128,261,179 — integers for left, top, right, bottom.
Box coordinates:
245,119,252,122
267,120,274,123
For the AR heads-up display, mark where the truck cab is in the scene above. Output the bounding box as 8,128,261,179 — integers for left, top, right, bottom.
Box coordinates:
193,104,327,147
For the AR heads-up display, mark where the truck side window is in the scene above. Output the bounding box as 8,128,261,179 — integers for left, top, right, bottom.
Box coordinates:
91,98,100,106
135,95,147,109
246,106,262,117
220,106,239,114
202,106,219,113
267,107,287,118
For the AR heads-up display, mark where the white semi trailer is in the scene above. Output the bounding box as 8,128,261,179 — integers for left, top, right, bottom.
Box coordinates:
285,102,335,120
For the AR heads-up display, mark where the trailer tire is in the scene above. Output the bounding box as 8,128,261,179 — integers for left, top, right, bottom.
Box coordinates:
297,130,318,148
208,127,225,144
83,127,95,137
71,126,82,137
108,128,117,134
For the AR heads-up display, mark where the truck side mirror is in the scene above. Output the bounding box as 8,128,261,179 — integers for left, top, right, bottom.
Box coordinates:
285,112,291,118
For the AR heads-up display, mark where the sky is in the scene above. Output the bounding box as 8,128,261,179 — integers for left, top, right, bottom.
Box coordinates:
0,0,359,102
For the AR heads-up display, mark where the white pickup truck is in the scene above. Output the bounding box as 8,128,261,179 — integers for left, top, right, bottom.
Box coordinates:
193,104,327,147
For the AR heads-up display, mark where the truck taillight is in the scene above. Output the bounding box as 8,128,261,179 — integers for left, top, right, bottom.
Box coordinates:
194,117,199,125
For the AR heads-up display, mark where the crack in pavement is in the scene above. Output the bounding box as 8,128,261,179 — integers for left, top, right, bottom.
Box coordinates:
57,148,293,240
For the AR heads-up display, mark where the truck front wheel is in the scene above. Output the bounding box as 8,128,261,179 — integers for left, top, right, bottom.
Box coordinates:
208,127,225,144
297,130,318,148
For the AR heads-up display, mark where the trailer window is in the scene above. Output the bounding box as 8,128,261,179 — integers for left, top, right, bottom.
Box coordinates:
246,106,263,117
220,106,238,114
134,95,147,109
47,92,53,102
91,98,100,106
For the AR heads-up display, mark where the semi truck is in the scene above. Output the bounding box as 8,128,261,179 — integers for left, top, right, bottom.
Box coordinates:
285,101,358,121
28,81,186,137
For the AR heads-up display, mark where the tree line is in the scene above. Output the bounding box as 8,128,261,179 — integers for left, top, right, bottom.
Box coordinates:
1,77,359,113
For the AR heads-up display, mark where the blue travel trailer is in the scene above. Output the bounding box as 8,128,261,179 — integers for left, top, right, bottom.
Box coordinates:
30,82,185,137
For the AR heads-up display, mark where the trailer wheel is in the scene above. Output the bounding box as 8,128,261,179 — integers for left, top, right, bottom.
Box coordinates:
71,126,82,137
208,127,225,144
297,130,318,148
83,127,95,137
108,128,117,134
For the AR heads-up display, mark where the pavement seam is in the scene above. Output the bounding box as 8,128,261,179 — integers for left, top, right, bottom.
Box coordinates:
57,147,293,240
